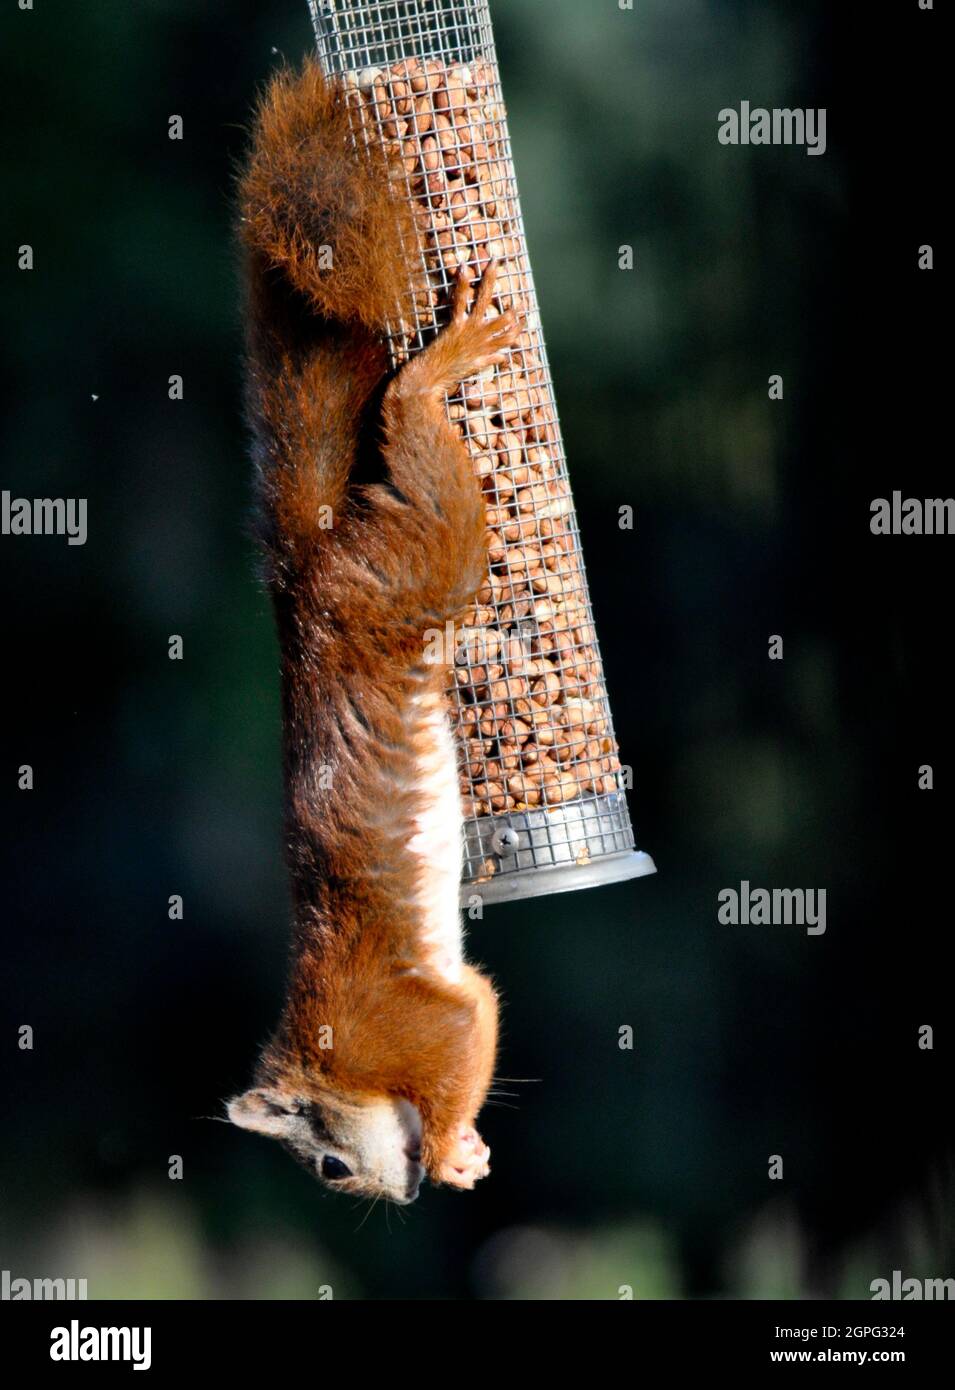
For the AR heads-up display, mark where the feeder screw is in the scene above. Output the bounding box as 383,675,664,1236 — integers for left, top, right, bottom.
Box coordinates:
490,825,520,857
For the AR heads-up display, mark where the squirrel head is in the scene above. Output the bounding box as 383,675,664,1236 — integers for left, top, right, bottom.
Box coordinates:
226,1083,425,1203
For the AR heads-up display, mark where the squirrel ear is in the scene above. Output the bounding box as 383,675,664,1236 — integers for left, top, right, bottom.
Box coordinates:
227,1087,300,1137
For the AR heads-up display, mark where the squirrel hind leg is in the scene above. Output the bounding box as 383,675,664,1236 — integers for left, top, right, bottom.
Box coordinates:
355,265,525,618
239,57,418,332
407,264,526,395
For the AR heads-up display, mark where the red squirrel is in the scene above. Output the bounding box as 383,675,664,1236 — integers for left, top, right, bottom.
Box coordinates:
227,60,523,1202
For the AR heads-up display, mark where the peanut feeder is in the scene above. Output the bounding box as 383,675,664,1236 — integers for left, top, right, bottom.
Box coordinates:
308,0,655,903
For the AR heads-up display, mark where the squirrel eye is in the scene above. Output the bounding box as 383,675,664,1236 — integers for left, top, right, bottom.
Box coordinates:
321,1155,352,1181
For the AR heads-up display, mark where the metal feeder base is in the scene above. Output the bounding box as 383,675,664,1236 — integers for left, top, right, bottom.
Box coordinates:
461,793,657,906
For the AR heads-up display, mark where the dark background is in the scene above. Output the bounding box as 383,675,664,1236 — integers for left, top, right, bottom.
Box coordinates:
1,0,950,1299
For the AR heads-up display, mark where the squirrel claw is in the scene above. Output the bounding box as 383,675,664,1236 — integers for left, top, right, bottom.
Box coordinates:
450,258,499,322
437,1125,491,1189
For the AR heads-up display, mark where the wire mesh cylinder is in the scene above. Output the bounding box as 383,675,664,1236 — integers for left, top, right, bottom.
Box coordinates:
308,0,655,904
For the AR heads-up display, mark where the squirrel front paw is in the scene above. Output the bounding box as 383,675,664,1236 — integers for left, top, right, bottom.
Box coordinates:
435,1125,491,1190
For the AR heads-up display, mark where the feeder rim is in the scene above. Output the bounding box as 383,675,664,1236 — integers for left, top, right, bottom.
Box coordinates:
461,849,657,907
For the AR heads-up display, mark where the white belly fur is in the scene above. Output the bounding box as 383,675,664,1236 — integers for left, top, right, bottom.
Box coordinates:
405,693,465,982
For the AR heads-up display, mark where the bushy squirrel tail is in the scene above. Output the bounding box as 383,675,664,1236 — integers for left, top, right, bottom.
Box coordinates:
238,58,417,332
